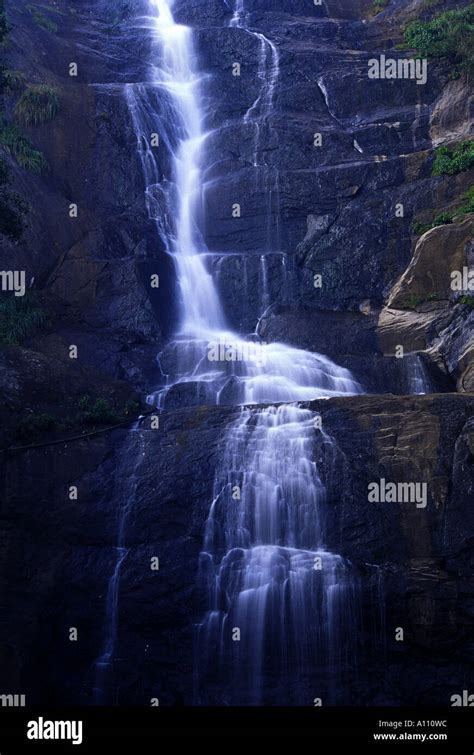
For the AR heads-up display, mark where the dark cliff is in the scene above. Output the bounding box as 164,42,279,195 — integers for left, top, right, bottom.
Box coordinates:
0,0,473,707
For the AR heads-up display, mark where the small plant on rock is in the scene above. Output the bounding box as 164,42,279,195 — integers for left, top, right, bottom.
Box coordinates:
0,120,47,173
432,141,474,176
14,84,60,126
0,295,47,345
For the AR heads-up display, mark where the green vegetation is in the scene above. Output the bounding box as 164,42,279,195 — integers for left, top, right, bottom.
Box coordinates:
13,395,140,444
412,220,430,236
459,295,474,308
404,293,440,309
26,4,58,34
124,399,140,416
77,396,120,426
432,141,474,176
0,295,47,345
0,20,52,173
431,211,453,226
371,0,389,14
0,5,44,238
0,120,47,172
404,4,474,78
412,185,474,236
1,68,25,93
456,185,474,216
14,84,59,126
15,413,57,442
0,157,28,240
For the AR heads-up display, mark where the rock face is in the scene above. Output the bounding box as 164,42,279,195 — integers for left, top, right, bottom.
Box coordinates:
387,219,473,310
1,395,473,705
1,0,472,389
0,0,473,710
379,218,474,391
1,0,169,391
0,346,140,448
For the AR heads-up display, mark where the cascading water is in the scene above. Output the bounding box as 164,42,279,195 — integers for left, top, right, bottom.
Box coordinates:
230,0,281,256
120,0,366,705
406,353,432,395
229,0,247,28
139,0,355,409
92,426,145,703
195,406,361,704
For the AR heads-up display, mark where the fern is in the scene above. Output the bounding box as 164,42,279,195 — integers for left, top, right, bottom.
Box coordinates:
14,84,60,126
0,121,47,173
0,296,47,345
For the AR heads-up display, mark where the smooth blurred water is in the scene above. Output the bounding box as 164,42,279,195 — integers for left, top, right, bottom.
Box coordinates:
92,426,145,703
195,405,360,704
128,0,364,705
405,353,432,395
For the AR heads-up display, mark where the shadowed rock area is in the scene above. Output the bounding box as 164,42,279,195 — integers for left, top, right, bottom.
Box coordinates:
0,0,473,708
0,394,473,704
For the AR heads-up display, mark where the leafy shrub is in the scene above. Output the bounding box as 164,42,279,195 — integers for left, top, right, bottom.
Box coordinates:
457,185,474,215
0,295,47,345
432,141,474,176
78,396,120,426
16,413,56,442
405,293,440,309
14,84,60,126
412,186,474,235
404,5,474,78
124,399,139,416
1,68,25,93
432,211,454,226
412,220,431,236
0,120,47,173
371,0,389,14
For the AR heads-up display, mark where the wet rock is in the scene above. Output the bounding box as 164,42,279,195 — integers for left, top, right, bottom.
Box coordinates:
378,218,474,391
387,218,473,310
1,394,473,704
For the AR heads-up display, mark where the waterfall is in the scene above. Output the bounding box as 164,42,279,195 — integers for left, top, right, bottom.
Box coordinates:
128,0,227,336
122,0,365,705
406,353,432,395
230,0,247,28
259,254,269,311
195,406,360,704
229,0,281,262
92,425,145,703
